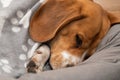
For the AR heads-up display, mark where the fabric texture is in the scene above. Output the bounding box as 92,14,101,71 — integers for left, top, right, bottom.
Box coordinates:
0,0,41,78
19,24,120,80
0,0,120,80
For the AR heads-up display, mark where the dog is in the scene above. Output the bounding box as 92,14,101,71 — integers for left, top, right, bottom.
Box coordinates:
27,0,120,72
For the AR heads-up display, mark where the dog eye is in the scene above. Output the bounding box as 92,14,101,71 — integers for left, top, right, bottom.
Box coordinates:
75,34,82,48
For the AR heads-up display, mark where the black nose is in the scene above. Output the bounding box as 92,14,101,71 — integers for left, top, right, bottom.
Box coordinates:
27,61,37,73
27,60,36,68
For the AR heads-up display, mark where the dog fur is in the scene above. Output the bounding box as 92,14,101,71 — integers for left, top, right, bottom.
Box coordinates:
27,0,120,72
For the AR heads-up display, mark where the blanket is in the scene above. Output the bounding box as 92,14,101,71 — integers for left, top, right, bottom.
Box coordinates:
0,0,44,78
0,0,120,80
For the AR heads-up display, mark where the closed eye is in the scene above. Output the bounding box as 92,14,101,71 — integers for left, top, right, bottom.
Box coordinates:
75,34,82,48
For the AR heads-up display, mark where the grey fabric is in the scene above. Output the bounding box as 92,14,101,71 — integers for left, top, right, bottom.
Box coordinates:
0,0,41,78
0,75,15,80
0,0,120,80
19,24,120,80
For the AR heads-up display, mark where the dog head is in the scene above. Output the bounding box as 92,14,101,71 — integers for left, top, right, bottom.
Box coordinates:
29,0,120,69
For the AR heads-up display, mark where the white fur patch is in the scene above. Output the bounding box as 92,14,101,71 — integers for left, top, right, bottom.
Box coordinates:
61,51,81,66
27,43,41,58
61,51,70,59
35,45,50,64
33,45,50,63
30,45,50,71
37,45,50,56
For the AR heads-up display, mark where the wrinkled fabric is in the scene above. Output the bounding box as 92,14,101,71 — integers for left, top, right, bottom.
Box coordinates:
0,0,120,80
0,0,40,78
19,24,120,80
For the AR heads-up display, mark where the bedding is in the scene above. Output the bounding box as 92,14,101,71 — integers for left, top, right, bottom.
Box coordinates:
20,23,120,80
0,0,42,78
0,0,120,80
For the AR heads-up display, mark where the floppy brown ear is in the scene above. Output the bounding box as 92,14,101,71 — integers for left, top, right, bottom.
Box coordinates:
107,11,120,25
87,10,120,56
29,0,82,42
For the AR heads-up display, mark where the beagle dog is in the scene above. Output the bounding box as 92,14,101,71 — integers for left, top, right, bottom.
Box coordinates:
27,0,120,72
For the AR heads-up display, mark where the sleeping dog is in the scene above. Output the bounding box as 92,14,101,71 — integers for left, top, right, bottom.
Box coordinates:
27,0,120,73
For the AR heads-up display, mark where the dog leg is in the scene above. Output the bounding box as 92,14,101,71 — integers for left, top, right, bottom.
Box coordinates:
27,45,50,73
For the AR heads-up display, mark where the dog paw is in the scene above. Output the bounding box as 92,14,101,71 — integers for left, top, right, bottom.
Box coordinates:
27,45,50,73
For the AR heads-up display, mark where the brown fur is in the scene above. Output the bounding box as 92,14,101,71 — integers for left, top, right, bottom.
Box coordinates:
29,0,120,69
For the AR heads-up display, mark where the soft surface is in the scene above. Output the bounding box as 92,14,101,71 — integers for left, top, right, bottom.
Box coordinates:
0,0,120,80
19,24,120,80
0,0,42,78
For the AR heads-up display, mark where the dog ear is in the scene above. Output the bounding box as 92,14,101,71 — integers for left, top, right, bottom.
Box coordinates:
87,11,120,56
29,0,82,42
107,11,120,25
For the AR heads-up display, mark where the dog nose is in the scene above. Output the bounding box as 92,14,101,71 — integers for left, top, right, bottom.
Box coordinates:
27,60,36,68
27,61,37,73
